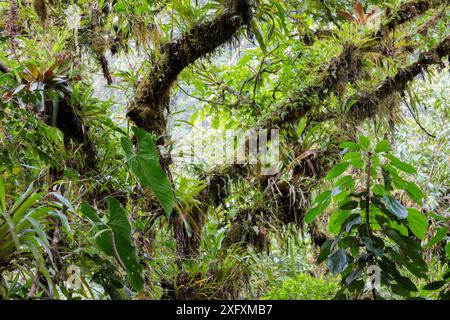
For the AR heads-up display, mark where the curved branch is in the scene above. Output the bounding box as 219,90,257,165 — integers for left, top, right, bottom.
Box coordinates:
127,0,252,138
349,35,449,121
262,0,446,129
376,0,443,37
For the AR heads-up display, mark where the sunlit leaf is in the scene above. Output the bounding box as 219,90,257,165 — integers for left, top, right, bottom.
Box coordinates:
121,127,173,217
407,208,428,240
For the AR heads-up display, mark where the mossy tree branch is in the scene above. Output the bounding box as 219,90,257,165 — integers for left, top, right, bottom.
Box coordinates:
263,0,446,129
349,35,449,121
376,0,444,37
127,0,252,140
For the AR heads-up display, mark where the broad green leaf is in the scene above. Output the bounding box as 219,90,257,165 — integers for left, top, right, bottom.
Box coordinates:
372,184,387,196
446,242,450,259
404,182,424,204
335,175,354,188
331,186,347,202
390,283,410,297
0,175,5,212
407,208,428,240
426,212,450,221
384,155,416,174
80,202,102,223
396,276,418,293
339,141,361,151
422,281,446,291
296,117,307,137
358,135,370,149
331,186,342,196
305,201,329,224
305,190,332,223
382,195,408,219
327,249,348,274
379,257,401,278
340,236,360,256
342,152,364,168
362,236,384,257
314,190,332,205
375,140,390,153
339,200,358,210
121,127,173,216
107,197,144,292
318,240,332,264
381,167,393,190
80,202,113,256
326,162,349,180
342,152,361,161
385,229,427,271
389,221,409,236
329,210,351,235
348,158,364,169
344,214,362,233
371,154,380,167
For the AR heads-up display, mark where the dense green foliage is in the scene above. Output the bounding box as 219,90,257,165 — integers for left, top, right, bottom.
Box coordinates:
262,274,339,300
0,0,449,300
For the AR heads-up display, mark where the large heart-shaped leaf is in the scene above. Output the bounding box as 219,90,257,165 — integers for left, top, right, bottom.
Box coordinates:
107,198,144,292
80,199,144,292
121,127,173,216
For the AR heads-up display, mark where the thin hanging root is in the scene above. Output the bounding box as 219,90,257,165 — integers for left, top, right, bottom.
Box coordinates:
403,97,436,138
